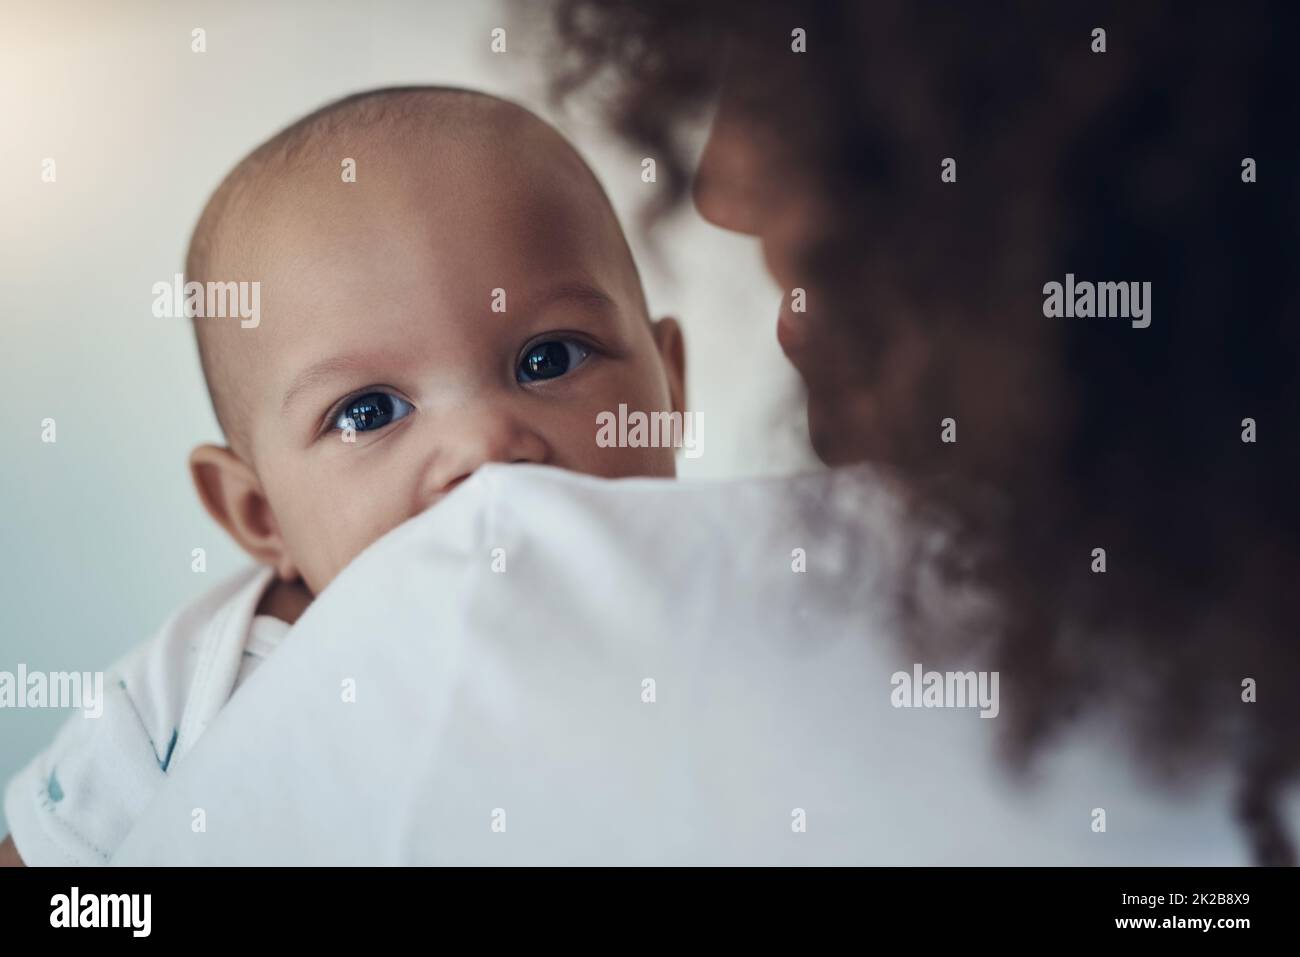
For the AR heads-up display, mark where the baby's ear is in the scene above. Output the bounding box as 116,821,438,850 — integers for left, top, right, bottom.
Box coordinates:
650,316,686,414
188,444,297,580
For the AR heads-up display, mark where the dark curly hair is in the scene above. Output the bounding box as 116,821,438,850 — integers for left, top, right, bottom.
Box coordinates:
538,0,1300,863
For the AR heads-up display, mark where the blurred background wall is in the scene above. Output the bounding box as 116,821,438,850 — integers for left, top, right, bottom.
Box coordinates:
0,0,814,832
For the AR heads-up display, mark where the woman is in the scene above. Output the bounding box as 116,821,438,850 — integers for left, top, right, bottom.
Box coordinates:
542,0,1300,863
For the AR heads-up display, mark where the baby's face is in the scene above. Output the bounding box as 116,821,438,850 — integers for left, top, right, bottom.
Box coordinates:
219,115,682,594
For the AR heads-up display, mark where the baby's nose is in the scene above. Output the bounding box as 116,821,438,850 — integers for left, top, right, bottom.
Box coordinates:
424,406,550,499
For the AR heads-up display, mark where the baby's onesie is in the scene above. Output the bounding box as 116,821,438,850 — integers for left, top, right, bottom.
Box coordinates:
4,566,286,865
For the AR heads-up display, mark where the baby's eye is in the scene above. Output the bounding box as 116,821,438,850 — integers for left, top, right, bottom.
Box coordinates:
517,339,592,383
332,392,413,433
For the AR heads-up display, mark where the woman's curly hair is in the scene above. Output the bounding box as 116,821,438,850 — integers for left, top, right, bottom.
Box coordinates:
540,0,1300,863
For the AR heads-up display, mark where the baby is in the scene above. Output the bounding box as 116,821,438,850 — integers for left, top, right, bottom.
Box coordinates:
1,87,686,865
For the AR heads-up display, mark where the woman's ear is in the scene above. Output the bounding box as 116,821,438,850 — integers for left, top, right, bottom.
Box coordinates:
650,315,687,414
188,444,299,581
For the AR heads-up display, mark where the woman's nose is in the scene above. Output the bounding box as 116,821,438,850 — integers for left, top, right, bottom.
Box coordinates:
693,113,767,236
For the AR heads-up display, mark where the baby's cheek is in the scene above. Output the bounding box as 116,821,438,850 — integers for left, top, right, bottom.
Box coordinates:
284,508,365,595
634,444,678,478
560,398,682,478
590,441,678,480
318,500,424,591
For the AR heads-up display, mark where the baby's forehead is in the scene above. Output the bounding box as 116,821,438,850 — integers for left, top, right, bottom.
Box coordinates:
238,100,626,270
250,114,638,309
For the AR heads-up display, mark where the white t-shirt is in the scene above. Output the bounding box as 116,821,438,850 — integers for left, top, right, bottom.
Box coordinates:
4,566,289,865
108,464,1297,865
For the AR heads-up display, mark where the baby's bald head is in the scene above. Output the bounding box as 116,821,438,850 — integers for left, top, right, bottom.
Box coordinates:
186,86,647,460
184,86,686,596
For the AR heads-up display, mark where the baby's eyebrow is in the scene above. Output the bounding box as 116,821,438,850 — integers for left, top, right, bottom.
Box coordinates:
524,280,616,317
281,354,373,415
